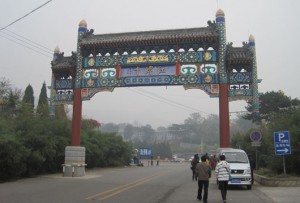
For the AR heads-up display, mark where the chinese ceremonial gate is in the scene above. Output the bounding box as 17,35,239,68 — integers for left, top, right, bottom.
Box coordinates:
50,9,260,176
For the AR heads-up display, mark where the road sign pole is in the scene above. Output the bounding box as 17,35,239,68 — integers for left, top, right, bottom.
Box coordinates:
256,148,258,170
283,155,286,176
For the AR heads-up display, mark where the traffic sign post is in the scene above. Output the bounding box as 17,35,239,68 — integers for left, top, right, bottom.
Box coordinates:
250,130,262,170
250,131,262,142
274,131,291,175
274,131,291,155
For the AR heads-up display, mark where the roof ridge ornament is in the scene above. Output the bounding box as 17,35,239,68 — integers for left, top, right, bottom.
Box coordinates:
216,9,225,23
207,20,217,30
79,19,87,28
82,29,94,40
249,34,255,42
249,34,255,46
216,9,225,18
54,46,60,53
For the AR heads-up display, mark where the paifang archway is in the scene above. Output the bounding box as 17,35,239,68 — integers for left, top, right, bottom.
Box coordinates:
50,9,260,149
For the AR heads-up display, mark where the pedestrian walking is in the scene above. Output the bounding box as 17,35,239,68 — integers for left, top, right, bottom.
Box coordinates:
215,155,231,203
248,154,256,185
210,155,217,170
191,154,199,181
195,155,211,202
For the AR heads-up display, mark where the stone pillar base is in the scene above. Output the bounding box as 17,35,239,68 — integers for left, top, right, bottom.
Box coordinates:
62,164,87,177
63,146,86,177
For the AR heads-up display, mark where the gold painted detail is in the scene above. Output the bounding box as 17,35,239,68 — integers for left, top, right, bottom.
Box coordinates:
88,58,95,66
204,74,212,83
127,55,169,64
204,52,212,61
87,79,94,87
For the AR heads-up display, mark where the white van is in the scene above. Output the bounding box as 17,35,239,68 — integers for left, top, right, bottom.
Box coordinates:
216,148,252,190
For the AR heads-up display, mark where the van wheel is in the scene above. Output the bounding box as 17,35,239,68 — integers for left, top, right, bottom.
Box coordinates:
247,185,252,190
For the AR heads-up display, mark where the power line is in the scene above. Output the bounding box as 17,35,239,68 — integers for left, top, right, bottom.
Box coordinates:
138,87,213,115
0,1,54,58
127,87,196,113
2,29,53,53
0,31,53,56
0,34,52,58
0,0,53,31
127,87,216,116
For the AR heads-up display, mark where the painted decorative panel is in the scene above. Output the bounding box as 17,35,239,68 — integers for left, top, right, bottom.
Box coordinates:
201,64,217,74
55,79,73,89
123,75,172,86
230,84,250,90
228,89,252,97
124,53,173,65
52,94,73,104
101,68,116,78
81,87,115,100
183,84,220,97
181,64,197,75
83,51,217,68
229,72,252,83
84,69,99,79
121,65,176,77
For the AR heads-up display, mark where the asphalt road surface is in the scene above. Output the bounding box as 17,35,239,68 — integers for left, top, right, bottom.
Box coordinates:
0,162,299,203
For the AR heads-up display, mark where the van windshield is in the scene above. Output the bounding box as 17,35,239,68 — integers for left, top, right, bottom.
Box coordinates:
223,152,248,163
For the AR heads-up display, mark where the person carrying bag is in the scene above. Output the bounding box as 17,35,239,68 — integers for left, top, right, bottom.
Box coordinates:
215,155,231,203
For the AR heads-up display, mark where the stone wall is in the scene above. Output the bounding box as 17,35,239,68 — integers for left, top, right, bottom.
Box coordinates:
254,173,300,187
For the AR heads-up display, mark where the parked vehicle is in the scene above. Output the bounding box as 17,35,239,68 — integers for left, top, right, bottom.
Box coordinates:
216,148,252,190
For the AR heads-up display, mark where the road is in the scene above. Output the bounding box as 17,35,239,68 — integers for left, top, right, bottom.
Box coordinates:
0,162,299,203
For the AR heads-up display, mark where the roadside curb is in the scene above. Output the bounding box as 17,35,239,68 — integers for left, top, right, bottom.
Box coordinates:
254,173,300,187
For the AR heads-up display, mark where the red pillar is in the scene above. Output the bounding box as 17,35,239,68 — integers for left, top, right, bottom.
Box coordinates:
219,83,230,148
71,88,82,146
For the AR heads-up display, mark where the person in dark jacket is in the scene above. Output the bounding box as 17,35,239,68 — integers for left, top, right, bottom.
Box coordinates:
248,154,256,184
191,154,199,181
195,155,211,202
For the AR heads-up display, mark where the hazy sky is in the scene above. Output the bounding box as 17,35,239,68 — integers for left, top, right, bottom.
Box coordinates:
1,0,299,128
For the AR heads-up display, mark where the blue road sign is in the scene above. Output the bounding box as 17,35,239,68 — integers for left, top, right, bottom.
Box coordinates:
139,147,152,158
250,131,262,142
274,131,291,155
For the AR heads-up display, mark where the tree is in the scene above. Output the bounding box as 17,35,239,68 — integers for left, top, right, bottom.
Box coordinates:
0,77,11,102
2,90,22,117
0,78,22,118
37,82,49,117
244,90,300,123
22,84,34,110
201,114,219,145
182,113,219,145
232,101,300,175
101,123,119,133
0,78,12,114
168,124,185,141
231,114,256,135
123,124,134,141
141,125,155,143
55,104,67,119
